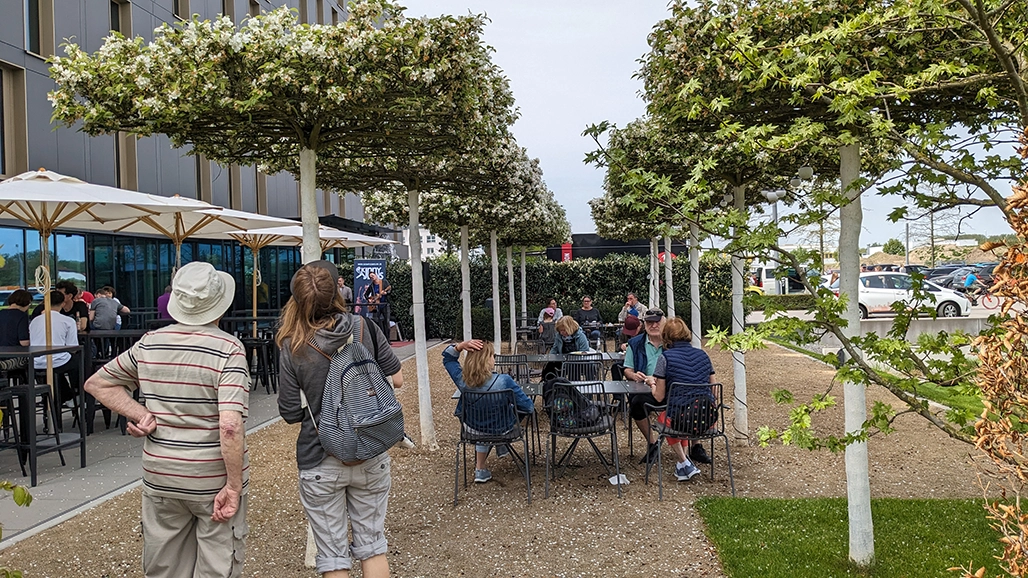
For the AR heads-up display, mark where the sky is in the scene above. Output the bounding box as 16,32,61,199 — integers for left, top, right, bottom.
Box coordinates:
397,1,1012,249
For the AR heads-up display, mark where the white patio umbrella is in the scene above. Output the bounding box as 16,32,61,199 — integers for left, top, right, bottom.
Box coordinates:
0,169,211,384
201,224,394,335
105,205,298,270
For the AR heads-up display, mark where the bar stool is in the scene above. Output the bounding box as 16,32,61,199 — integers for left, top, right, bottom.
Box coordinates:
240,337,277,394
10,381,66,486
0,383,26,478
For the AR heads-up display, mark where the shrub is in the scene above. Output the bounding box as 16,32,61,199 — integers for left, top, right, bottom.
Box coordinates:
750,294,817,311
379,252,737,339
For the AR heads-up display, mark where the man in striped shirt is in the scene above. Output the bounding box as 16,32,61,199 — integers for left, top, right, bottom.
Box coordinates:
85,262,250,578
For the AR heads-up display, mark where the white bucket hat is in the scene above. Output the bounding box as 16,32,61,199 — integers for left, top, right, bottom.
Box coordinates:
167,262,236,326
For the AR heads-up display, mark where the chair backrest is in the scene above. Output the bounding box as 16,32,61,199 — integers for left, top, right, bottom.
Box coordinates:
663,381,723,438
516,339,546,355
458,388,522,442
495,355,530,383
544,381,603,431
561,352,604,381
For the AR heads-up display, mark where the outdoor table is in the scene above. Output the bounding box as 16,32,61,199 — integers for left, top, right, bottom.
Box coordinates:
521,352,624,364
0,344,86,487
219,316,279,339
451,380,647,400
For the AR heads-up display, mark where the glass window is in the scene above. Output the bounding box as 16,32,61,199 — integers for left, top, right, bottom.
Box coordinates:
248,0,259,18
427,247,434,255
426,234,436,243
55,233,86,290
26,0,40,54
110,1,120,33
889,275,912,290
0,227,26,288
862,276,886,289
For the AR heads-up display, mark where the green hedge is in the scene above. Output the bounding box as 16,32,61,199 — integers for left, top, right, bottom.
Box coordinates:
378,252,741,340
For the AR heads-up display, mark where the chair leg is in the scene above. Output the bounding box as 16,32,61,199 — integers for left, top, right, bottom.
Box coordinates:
611,425,622,499
657,438,665,501
545,434,553,499
521,437,531,504
453,442,461,506
721,435,736,497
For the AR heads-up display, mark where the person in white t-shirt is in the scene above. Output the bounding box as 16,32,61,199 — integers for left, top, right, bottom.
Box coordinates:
29,290,81,405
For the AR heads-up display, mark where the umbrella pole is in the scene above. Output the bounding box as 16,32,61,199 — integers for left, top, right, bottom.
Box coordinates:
252,246,259,338
175,242,182,272
39,233,55,398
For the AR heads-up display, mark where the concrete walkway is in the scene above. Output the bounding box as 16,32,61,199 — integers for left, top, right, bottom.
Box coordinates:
0,339,434,549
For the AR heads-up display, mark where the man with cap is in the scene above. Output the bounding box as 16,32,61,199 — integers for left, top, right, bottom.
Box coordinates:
85,262,251,578
624,308,668,464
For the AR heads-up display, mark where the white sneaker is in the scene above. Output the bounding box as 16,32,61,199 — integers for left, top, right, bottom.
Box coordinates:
63,400,75,409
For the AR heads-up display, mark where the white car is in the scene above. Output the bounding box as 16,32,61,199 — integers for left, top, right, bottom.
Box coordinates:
832,272,971,318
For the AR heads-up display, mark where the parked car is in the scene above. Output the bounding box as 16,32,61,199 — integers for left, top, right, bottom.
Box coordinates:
928,266,975,289
831,272,971,318
921,264,965,280
899,264,926,274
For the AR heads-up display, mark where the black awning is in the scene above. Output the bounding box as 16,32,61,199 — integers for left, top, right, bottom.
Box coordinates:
316,215,399,236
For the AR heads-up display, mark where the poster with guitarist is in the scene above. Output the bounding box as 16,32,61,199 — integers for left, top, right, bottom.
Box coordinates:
354,259,391,338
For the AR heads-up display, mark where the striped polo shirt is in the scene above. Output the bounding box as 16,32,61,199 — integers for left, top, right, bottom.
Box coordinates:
99,323,251,500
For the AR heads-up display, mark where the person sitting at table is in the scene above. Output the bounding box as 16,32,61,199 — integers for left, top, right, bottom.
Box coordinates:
571,295,603,341
156,285,172,319
443,339,535,484
550,316,590,355
617,292,642,323
624,308,666,464
29,290,81,407
538,307,557,349
536,298,563,325
89,286,130,331
643,317,715,481
0,290,33,375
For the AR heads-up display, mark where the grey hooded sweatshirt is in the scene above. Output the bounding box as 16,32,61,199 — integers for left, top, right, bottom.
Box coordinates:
278,313,402,470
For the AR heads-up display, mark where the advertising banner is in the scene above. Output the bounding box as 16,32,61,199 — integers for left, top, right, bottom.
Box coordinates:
353,258,387,313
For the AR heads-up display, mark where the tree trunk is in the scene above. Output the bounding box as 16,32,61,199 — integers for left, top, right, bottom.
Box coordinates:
731,185,748,443
690,223,701,349
407,186,437,450
490,231,501,354
840,143,874,565
460,225,472,341
507,246,516,353
299,148,320,264
649,237,659,309
664,235,675,318
520,248,527,319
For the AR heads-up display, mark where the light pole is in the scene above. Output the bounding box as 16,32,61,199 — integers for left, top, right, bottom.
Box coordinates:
762,189,786,295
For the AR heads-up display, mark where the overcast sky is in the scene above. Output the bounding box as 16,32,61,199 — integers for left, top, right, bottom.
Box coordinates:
398,1,1011,248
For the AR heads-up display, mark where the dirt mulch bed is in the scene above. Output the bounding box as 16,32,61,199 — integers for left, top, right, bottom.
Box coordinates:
0,342,980,577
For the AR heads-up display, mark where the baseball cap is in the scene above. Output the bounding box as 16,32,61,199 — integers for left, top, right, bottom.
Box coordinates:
542,307,555,317
622,315,641,336
643,308,665,322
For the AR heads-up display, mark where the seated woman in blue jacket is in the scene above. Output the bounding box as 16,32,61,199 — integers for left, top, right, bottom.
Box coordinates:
550,316,591,355
443,339,535,484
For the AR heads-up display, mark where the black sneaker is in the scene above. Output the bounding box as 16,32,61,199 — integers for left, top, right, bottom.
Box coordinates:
639,442,660,464
690,444,712,464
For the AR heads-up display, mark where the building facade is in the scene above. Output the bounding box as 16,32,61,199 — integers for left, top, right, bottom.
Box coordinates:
1,0,371,316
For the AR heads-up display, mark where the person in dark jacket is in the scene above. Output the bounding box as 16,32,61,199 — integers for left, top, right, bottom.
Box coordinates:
277,260,403,578
645,317,717,481
549,316,591,355
624,308,666,464
443,339,534,484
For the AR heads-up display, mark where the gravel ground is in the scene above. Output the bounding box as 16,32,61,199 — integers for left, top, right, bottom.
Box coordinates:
0,341,982,577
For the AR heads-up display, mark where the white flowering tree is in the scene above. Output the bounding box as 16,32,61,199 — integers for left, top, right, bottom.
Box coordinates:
496,185,570,350
49,1,492,264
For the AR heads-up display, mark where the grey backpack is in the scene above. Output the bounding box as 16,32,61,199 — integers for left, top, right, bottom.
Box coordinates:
308,317,404,461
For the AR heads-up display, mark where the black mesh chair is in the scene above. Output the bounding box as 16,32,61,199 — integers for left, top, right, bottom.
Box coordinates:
495,354,531,382
494,355,540,462
454,389,531,505
560,352,604,382
644,382,734,499
543,381,622,498
517,339,547,355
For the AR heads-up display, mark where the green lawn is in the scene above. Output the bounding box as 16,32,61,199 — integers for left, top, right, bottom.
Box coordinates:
695,497,1003,577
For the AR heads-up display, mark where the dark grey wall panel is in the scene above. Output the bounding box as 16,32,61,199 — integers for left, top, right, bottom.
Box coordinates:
240,165,257,212
26,71,59,171
135,135,160,194
86,133,117,186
